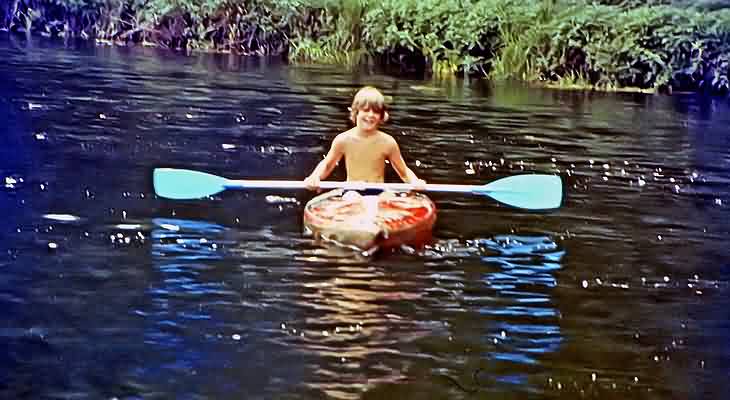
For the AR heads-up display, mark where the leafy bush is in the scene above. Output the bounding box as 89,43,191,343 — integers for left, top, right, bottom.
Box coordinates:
287,0,368,64
2,0,729,93
362,0,496,75
478,0,730,90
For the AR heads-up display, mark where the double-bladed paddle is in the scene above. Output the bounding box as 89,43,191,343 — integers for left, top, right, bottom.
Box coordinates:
152,168,563,210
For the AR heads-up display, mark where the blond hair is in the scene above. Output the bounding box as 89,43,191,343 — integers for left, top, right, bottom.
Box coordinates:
349,86,389,123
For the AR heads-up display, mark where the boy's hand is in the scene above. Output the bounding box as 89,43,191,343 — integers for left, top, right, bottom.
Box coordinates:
304,175,320,191
412,179,427,191
348,180,367,191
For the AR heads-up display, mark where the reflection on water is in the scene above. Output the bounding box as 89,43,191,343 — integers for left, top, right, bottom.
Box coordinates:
148,214,564,399
478,236,562,365
2,39,730,399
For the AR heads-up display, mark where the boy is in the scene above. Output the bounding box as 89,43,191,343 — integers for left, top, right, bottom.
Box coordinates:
304,86,426,191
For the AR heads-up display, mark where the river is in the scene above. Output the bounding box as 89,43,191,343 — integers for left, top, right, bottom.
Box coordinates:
2,36,729,399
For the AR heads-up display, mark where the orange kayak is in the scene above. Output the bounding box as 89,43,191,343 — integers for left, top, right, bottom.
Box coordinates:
303,190,436,251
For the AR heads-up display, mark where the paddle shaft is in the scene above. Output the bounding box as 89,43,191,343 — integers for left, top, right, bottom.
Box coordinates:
225,180,483,194
152,168,563,209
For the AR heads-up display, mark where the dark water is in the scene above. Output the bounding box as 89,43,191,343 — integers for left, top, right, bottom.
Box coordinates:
2,37,730,399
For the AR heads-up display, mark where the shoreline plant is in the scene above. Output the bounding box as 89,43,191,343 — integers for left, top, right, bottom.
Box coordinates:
1,0,728,94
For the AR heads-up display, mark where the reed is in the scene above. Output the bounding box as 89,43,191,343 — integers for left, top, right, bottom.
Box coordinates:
2,0,729,93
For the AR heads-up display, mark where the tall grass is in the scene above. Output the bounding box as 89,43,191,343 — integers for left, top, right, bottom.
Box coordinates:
287,0,367,65
3,0,729,92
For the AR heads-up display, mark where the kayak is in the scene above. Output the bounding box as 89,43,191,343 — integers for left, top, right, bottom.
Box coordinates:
303,189,437,251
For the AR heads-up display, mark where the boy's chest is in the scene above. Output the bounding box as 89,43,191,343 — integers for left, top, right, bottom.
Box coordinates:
344,144,388,162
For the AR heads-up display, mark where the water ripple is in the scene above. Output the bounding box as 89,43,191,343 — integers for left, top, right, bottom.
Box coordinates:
3,41,730,400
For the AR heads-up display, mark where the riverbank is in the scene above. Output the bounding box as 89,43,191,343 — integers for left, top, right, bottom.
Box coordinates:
2,0,728,95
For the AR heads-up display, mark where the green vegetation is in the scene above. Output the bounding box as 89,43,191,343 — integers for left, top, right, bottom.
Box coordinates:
1,0,729,93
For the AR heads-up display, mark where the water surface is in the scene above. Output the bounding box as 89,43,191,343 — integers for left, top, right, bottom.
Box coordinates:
2,37,730,399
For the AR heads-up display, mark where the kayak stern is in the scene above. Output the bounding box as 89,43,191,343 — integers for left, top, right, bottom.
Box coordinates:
303,190,436,251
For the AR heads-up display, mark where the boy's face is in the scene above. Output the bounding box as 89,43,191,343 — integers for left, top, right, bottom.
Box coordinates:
355,106,382,132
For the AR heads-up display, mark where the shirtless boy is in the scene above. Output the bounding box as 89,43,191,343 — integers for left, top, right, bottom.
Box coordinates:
303,86,425,192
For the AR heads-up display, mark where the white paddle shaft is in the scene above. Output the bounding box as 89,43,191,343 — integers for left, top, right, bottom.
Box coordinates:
225,180,481,193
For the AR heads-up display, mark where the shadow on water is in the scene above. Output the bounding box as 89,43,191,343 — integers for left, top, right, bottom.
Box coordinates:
2,38,730,399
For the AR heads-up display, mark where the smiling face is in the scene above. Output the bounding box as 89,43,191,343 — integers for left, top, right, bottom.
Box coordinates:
349,86,389,133
354,106,383,132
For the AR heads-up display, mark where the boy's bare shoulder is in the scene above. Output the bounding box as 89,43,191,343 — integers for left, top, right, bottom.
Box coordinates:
377,130,398,146
335,127,357,140
333,128,356,143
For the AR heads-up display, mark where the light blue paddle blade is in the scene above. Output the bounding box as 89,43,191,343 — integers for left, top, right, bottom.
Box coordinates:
153,168,230,199
474,174,563,210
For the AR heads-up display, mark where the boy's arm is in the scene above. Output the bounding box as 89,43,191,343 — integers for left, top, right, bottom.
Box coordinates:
304,135,345,189
387,139,425,186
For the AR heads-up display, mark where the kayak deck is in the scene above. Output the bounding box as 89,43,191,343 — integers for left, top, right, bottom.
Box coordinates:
303,190,437,251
